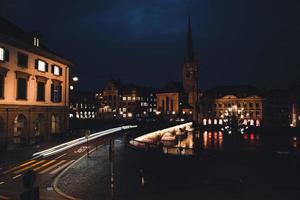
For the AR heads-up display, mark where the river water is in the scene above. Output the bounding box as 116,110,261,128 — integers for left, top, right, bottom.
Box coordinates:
57,129,300,200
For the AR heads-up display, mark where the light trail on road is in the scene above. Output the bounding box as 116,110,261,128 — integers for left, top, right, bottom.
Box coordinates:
33,125,137,158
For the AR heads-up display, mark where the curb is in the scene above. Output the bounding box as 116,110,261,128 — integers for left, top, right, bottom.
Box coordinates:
53,147,98,200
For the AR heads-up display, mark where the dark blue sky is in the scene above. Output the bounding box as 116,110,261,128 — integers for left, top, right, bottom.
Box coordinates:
1,0,299,91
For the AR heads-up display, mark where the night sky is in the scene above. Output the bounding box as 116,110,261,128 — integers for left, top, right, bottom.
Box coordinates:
1,0,299,91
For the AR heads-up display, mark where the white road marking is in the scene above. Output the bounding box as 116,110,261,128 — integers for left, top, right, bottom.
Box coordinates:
12,174,22,179
54,153,67,160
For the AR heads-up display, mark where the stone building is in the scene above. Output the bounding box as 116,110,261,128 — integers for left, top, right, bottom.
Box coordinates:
0,17,71,149
200,86,265,127
97,79,157,120
156,81,192,120
156,17,198,121
69,91,98,120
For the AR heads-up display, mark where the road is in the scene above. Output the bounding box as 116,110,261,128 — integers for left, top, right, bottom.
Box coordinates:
0,127,134,200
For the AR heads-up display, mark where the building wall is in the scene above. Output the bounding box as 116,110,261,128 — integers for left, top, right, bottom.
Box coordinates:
98,81,157,120
0,41,69,106
156,92,180,114
200,95,264,127
0,105,68,149
0,41,70,149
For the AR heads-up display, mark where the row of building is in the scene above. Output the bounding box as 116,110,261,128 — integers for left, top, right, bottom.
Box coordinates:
91,17,300,128
92,80,299,128
1,15,299,150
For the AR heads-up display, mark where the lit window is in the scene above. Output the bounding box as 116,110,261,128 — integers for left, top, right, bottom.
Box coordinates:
53,65,61,76
122,97,126,101
33,37,40,47
0,48,4,61
0,47,9,62
36,60,47,72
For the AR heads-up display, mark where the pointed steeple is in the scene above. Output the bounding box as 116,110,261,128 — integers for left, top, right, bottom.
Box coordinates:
185,16,195,63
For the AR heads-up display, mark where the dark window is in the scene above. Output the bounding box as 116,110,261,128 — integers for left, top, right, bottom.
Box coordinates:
17,78,27,100
186,71,190,78
17,52,28,67
250,103,253,108
51,84,62,102
37,82,45,101
0,75,4,98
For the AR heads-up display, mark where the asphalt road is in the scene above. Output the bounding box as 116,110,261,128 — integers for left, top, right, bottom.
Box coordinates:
0,130,128,200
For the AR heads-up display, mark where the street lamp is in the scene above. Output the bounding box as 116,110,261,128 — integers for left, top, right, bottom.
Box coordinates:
72,76,79,82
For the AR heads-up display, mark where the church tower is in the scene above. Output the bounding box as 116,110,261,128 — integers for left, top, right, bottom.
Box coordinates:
182,17,198,107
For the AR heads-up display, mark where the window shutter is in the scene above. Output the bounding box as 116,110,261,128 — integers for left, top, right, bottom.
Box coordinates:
45,62,48,72
51,84,54,101
35,59,38,69
59,67,62,76
4,49,9,62
51,65,54,73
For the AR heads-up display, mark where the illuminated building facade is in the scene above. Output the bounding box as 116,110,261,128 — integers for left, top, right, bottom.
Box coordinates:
97,79,157,120
156,18,198,121
0,17,71,149
156,81,192,120
69,92,98,120
200,86,265,127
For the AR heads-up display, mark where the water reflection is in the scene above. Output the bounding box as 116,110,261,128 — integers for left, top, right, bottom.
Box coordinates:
203,131,223,151
130,124,300,155
292,136,299,149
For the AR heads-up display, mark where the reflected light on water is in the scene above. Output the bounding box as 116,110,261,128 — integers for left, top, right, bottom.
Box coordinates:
202,131,223,150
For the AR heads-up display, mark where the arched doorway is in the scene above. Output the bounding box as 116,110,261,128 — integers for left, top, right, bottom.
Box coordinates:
13,114,27,145
51,114,60,134
33,114,44,143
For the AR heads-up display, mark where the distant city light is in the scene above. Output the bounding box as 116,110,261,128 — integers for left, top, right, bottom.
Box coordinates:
72,77,79,82
70,85,74,90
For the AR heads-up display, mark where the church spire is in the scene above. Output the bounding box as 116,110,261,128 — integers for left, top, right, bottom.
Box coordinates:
185,16,195,63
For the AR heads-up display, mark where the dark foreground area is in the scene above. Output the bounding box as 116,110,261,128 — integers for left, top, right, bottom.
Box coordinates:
56,130,300,200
